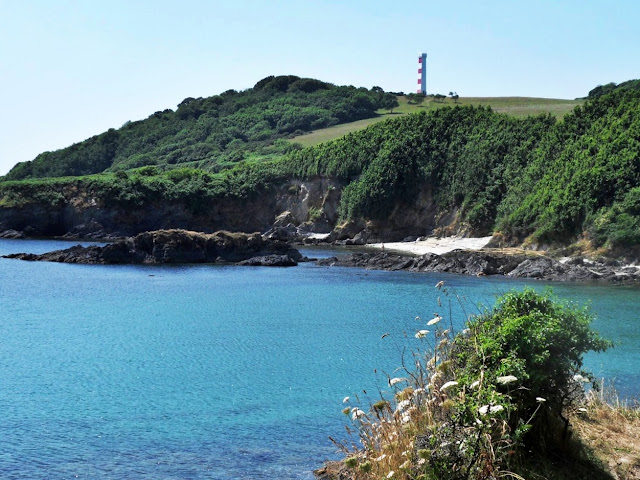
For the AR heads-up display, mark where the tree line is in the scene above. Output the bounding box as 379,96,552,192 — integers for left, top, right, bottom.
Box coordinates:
4,75,398,181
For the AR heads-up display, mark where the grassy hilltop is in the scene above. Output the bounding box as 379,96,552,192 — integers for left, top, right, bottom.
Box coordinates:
291,95,582,148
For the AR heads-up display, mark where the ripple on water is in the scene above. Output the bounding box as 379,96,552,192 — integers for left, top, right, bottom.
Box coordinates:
1,240,639,478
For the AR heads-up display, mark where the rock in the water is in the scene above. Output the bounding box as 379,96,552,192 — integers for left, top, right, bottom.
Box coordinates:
3,229,303,266
0,229,25,239
314,462,350,480
237,254,298,267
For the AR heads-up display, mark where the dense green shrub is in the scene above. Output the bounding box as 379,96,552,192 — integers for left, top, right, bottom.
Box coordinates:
455,289,611,425
499,89,640,244
586,187,640,248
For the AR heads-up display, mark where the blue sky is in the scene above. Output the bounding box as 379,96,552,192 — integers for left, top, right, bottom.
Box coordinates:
1,0,639,175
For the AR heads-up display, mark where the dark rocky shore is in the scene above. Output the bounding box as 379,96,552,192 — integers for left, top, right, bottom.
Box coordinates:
4,228,640,283
317,250,640,284
2,229,303,266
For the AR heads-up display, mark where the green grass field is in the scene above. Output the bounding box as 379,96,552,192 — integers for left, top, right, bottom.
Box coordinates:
290,95,583,148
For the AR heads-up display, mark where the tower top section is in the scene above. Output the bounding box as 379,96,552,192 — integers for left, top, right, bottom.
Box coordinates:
417,53,427,95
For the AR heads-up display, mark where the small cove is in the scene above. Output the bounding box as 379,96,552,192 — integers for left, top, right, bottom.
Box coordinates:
0,239,638,479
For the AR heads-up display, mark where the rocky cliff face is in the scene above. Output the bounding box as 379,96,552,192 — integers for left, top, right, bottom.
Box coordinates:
0,176,464,243
0,177,346,240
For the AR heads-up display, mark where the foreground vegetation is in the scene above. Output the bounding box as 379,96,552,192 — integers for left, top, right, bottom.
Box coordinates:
327,287,637,480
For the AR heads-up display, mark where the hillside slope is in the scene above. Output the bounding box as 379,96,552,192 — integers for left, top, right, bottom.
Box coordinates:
1,86,639,258
4,75,396,181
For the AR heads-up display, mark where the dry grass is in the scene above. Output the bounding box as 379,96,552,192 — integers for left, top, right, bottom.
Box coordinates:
291,117,391,148
572,389,640,480
329,306,520,480
325,377,640,480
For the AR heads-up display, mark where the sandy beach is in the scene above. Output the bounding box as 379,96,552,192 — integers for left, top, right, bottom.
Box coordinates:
366,236,494,256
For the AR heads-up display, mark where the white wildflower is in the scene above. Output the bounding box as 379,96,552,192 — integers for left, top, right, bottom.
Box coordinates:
479,404,504,415
387,471,395,479
375,453,387,462
496,375,518,385
400,460,411,469
573,374,590,383
389,377,406,387
440,381,459,392
470,380,481,389
462,328,470,335
415,329,429,338
401,413,411,424
475,418,483,426
351,408,366,420
342,396,350,403
418,458,426,465
536,397,546,403
396,399,411,412
427,316,441,326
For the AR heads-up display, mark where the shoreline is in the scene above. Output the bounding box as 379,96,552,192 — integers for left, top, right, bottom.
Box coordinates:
3,233,640,284
316,248,640,285
365,235,494,256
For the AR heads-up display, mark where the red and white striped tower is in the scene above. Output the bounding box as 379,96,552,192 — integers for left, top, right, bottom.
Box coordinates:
417,53,427,95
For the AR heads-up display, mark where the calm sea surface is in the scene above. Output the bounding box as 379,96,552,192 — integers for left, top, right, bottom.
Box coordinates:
1,239,638,479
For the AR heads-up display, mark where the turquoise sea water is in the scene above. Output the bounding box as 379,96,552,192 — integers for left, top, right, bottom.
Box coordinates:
1,239,639,479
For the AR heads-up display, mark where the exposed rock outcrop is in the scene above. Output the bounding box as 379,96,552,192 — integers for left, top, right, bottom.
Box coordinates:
0,177,463,246
314,462,350,480
0,177,347,240
0,229,25,239
317,250,640,283
236,254,299,267
3,229,302,266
